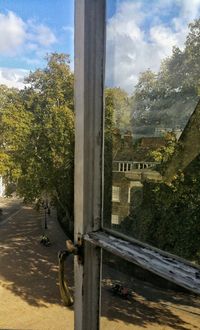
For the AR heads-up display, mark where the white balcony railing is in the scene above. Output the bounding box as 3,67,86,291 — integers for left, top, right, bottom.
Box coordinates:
113,161,160,172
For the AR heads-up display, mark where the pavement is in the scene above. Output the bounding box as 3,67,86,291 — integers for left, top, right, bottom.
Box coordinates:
101,265,200,330
0,198,200,330
0,199,74,330
0,197,22,225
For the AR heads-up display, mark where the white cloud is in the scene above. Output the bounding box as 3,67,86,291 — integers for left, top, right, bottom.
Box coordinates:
0,11,57,56
63,26,74,34
0,11,57,88
0,11,26,54
62,25,74,47
36,25,56,46
106,0,200,93
0,67,29,89
27,23,57,47
181,0,200,21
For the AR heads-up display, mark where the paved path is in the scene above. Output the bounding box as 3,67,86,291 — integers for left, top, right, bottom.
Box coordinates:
0,197,22,224
101,266,200,330
0,202,74,330
1,199,200,330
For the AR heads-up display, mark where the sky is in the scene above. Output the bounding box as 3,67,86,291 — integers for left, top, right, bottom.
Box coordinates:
0,0,74,88
106,0,200,93
0,0,200,92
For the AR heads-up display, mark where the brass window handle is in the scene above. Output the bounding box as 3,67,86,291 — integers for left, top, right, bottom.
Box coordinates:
58,239,83,306
58,250,74,306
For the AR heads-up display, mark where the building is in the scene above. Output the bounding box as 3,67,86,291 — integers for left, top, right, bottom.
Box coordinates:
111,131,163,226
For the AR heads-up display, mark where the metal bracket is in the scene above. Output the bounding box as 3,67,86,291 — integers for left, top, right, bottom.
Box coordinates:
76,235,84,265
66,235,84,265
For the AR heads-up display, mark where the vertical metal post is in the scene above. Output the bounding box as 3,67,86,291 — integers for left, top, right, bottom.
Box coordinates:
44,207,47,229
74,0,106,329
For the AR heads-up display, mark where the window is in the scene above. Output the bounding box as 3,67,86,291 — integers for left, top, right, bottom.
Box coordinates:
103,0,200,261
112,186,120,202
74,1,200,329
111,214,119,225
128,187,130,203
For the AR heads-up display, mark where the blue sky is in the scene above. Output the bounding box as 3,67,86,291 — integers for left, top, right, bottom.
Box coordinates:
0,0,74,88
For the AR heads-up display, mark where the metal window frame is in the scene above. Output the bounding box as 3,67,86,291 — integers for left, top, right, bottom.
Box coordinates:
74,1,105,329
74,1,200,329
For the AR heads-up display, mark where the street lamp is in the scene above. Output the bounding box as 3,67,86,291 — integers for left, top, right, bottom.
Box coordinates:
44,201,48,229
42,190,50,230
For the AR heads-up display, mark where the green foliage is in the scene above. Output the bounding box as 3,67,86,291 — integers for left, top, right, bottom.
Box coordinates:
184,19,200,94
149,132,176,164
131,19,200,133
0,53,75,233
118,19,200,263
0,85,33,182
119,152,200,263
19,54,74,223
105,87,131,132
24,53,74,110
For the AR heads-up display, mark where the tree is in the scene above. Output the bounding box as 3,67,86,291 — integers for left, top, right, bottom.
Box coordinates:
0,53,75,235
17,54,75,229
0,85,32,185
24,53,74,110
131,19,200,134
119,18,200,262
105,87,131,132
184,19,200,94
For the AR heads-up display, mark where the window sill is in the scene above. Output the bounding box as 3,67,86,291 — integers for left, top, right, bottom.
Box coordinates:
84,230,200,295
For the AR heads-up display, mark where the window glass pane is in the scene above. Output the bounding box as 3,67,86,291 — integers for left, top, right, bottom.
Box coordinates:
111,214,119,225
104,0,200,262
101,251,200,330
112,186,120,201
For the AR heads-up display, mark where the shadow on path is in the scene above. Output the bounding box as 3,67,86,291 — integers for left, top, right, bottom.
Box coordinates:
101,264,200,329
1,204,200,329
0,206,73,307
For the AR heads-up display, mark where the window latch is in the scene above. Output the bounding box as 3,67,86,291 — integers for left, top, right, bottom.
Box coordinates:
58,236,84,306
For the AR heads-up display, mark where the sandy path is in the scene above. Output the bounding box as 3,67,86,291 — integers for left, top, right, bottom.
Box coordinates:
101,269,200,330
0,203,73,330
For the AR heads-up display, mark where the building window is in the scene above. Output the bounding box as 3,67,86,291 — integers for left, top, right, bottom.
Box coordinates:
128,187,131,203
112,186,120,201
111,214,120,225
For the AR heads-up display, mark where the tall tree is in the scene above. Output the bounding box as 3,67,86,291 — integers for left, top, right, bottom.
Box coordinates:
18,54,75,223
0,85,32,184
0,53,75,233
131,19,200,134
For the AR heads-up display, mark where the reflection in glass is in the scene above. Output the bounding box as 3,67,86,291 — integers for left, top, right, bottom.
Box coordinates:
104,0,200,262
101,252,200,330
